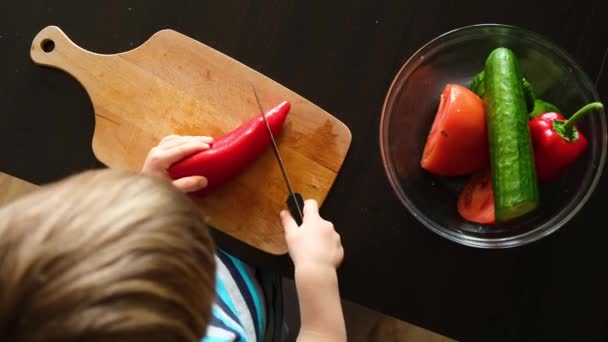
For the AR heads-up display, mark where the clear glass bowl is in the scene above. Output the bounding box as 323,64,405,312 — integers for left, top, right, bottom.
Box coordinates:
380,24,607,248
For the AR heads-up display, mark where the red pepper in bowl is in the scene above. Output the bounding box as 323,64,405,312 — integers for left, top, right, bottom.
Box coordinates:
529,102,604,182
169,101,291,195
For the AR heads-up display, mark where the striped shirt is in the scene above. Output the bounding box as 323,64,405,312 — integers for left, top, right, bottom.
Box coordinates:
203,250,266,342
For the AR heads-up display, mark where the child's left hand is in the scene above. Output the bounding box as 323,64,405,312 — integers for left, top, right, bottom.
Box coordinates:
141,134,213,193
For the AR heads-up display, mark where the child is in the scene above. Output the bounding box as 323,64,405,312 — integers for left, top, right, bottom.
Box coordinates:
0,135,346,342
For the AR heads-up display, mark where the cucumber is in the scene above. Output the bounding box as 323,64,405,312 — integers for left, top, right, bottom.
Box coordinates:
484,47,539,222
470,71,536,113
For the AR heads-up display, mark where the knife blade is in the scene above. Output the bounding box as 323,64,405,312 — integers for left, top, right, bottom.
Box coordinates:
251,84,305,225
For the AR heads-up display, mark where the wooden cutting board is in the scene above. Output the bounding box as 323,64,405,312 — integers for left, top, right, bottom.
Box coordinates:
30,26,351,255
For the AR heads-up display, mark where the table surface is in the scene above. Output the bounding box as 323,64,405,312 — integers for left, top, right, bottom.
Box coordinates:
2,1,607,340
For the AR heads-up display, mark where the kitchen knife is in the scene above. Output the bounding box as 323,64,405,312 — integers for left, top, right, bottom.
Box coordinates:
251,84,305,225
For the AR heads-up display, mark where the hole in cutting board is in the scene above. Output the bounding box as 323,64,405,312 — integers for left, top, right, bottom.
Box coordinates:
41,39,55,53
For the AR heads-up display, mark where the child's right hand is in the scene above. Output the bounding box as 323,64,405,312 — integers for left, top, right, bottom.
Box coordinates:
282,200,347,342
280,199,344,272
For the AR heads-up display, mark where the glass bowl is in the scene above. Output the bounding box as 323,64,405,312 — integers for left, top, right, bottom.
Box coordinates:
380,24,607,248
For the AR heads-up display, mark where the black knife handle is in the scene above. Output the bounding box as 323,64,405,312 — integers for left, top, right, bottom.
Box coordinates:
287,193,304,226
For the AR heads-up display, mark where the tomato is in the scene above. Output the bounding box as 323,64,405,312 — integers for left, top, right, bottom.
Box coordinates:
421,84,488,176
457,169,495,224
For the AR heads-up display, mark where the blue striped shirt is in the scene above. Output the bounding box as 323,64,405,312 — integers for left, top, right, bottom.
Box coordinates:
202,250,266,342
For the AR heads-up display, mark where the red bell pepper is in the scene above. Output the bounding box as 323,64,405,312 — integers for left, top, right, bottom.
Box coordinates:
169,101,291,195
529,102,603,182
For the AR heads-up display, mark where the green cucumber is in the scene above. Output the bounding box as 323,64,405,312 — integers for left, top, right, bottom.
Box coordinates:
484,47,539,222
469,71,536,113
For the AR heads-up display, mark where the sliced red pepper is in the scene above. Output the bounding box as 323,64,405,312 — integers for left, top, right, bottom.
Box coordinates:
529,102,603,182
169,101,291,195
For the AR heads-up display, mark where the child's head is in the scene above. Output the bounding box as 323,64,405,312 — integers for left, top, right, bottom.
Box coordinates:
0,169,216,342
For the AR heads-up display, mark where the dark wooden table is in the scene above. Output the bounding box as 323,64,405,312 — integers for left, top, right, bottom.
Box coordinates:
2,1,607,340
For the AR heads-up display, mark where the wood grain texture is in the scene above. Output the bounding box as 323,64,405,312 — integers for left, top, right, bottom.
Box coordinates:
29,26,351,255
342,300,456,342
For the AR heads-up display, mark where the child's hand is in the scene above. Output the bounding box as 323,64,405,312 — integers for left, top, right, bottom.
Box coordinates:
141,135,213,193
282,200,347,342
280,199,344,272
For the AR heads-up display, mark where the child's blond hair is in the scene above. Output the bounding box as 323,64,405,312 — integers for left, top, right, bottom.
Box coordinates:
0,169,216,342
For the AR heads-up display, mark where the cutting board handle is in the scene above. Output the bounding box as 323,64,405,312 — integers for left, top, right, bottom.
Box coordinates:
30,26,94,75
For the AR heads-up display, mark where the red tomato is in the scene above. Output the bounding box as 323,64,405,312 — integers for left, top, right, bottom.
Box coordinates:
421,84,488,176
457,169,495,225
